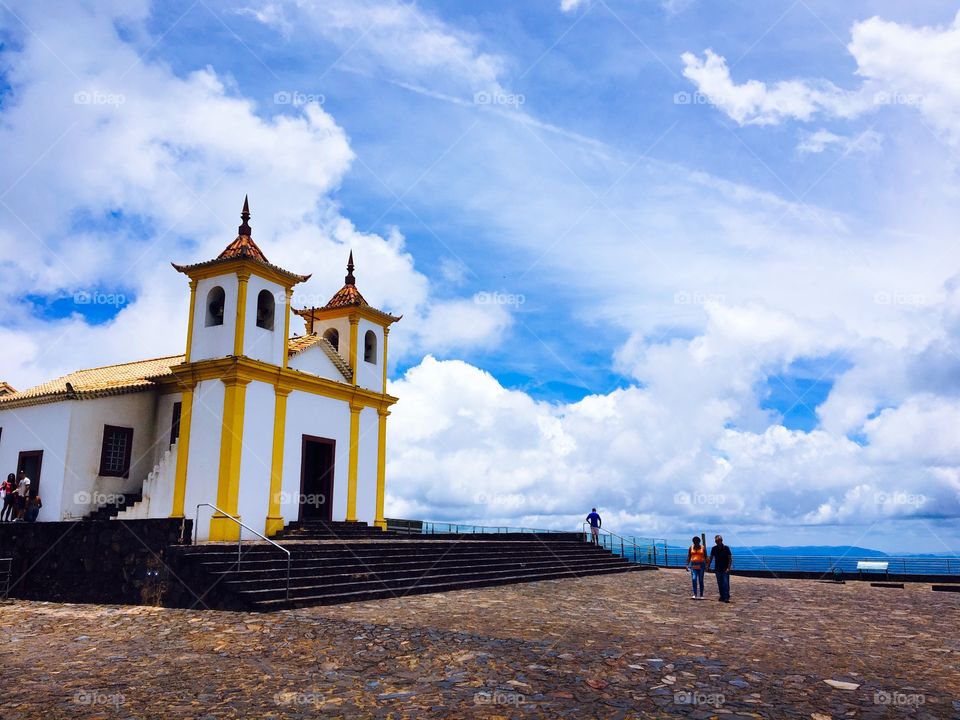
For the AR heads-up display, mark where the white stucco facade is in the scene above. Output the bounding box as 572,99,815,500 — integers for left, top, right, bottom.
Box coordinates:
0,212,398,541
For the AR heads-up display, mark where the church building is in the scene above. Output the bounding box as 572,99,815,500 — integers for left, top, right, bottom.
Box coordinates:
0,199,399,540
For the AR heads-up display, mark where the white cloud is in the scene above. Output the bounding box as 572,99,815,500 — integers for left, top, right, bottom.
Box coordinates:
797,128,883,155
387,349,960,543
850,12,960,142
245,0,505,96
682,11,960,145
560,0,589,13
680,49,866,126
0,1,514,389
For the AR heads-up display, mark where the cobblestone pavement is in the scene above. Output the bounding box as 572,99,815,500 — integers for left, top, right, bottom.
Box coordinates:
1,570,958,719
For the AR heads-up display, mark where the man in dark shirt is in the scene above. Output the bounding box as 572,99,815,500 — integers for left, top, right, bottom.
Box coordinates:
585,508,601,545
709,534,733,602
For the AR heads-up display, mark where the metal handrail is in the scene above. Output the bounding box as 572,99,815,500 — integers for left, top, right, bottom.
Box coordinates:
583,523,663,565
195,503,291,601
405,520,569,535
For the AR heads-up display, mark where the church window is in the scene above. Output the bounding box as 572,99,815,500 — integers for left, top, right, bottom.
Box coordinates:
364,330,377,363
256,289,275,330
99,425,134,478
323,328,339,352
170,402,182,446
205,286,225,326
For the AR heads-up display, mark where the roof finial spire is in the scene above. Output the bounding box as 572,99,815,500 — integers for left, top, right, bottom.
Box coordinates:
345,250,355,285
238,195,252,236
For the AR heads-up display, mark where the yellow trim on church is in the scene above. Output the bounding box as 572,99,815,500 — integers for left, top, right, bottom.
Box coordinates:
177,257,305,291
233,271,250,357
348,313,359,386
209,377,250,541
346,404,362,521
265,386,291,536
282,289,292,370
375,409,389,529
169,356,397,412
382,327,390,395
170,386,195,518
185,280,198,362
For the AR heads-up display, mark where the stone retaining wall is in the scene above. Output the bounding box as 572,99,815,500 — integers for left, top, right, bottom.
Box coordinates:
0,518,191,605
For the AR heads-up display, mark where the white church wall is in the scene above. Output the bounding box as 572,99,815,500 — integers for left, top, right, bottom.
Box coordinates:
311,317,351,363
0,401,71,522
356,319,383,392
183,378,225,540
191,274,239,362
115,441,177,520
355,406,379,524
244,274,287,366
151,392,182,467
287,344,348,383
60,392,158,521
281,391,351,524
235,380,274,539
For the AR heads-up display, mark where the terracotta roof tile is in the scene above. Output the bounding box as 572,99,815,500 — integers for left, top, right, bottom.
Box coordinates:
0,381,16,396
0,355,185,408
0,335,355,409
217,234,269,262
324,284,369,310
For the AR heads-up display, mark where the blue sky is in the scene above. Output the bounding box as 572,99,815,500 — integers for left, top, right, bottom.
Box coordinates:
1,0,960,551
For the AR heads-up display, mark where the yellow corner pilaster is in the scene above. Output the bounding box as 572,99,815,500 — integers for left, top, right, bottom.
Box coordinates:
348,313,359,386
346,403,362,521
233,271,250,357
265,386,291,537
209,377,250,541
282,288,293,369
381,326,390,395
185,279,198,362
170,386,195,518
374,409,389,530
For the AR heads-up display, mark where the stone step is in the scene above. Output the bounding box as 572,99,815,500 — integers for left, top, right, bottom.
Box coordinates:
219,556,631,590
183,539,594,557
205,551,616,578
249,565,644,610
189,548,610,571
82,493,142,522
168,531,647,611
184,543,605,563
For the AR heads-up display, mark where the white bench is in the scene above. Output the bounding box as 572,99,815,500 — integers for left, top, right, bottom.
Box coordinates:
856,560,889,578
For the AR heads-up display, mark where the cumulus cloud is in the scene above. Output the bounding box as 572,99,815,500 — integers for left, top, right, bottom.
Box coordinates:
387,349,959,542
682,11,960,146
680,49,866,126
0,1,516,388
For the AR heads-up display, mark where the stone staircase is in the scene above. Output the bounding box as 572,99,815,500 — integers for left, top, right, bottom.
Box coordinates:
272,519,389,541
83,492,142,521
167,527,648,611
115,442,177,520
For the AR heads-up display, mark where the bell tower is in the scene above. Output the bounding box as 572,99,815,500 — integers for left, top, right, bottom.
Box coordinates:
174,197,311,367
169,197,311,541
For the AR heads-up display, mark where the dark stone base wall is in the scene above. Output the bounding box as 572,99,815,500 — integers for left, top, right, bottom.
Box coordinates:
0,519,191,605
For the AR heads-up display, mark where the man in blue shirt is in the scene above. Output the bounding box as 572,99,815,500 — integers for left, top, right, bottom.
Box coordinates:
586,508,602,545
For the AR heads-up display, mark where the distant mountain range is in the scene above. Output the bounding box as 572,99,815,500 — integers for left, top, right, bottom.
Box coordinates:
729,546,956,558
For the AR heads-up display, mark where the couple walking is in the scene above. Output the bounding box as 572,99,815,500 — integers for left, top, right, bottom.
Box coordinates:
686,535,733,602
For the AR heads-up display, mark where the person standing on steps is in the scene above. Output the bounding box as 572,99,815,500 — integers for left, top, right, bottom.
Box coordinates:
0,474,15,522
585,508,602,545
14,470,31,521
686,536,706,599
708,534,733,602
